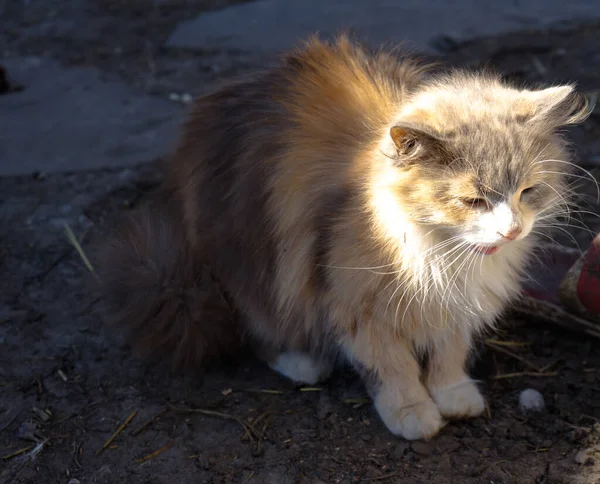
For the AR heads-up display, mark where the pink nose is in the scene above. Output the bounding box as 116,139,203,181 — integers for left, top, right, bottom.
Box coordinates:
499,228,522,240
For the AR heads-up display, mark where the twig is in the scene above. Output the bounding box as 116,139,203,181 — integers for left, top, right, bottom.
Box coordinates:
514,295,600,340
132,408,168,436
485,342,541,371
96,410,137,456
136,440,173,464
368,472,398,481
540,358,563,372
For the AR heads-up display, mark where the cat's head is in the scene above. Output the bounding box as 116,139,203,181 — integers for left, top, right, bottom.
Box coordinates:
372,74,590,256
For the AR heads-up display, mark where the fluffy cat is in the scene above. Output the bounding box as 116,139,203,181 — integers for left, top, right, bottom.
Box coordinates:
97,35,589,441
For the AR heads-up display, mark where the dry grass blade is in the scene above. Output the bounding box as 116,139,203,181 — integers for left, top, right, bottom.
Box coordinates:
299,387,322,392
485,342,541,371
343,397,371,409
491,371,557,380
136,440,173,464
251,410,273,455
540,358,563,372
343,398,372,405
132,408,168,436
96,410,137,456
246,389,284,395
368,472,398,481
531,56,547,76
242,471,255,484
2,445,34,461
484,338,531,347
251,410,273,428
64,222,98,280
168,405,262,441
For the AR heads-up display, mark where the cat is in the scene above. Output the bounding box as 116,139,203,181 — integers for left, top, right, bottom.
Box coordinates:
96,35,590,441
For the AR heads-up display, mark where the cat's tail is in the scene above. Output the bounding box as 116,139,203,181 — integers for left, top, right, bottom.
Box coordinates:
93,202,240,370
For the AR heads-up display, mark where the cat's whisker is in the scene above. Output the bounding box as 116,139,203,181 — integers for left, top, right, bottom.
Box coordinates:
533,158,600,202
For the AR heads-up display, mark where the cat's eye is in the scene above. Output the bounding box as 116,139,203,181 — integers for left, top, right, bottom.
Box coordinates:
459,197,489,210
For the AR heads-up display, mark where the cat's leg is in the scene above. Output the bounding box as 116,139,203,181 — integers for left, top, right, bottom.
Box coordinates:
344,329,443,441
268,351,333,385
425,330,485,419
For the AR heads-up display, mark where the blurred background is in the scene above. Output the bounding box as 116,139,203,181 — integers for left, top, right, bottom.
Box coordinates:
1,1,600,483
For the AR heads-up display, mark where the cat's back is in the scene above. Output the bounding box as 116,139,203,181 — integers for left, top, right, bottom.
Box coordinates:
165,37,429,315
169,35,428,219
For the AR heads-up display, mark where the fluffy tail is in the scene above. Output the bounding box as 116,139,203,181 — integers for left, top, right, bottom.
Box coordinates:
94,202,240,369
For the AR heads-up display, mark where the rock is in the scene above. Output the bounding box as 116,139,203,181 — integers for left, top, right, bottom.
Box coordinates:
519,388,546,413
412,441,434,456
436,437,461,454
575,448,596,465
392,441,410,458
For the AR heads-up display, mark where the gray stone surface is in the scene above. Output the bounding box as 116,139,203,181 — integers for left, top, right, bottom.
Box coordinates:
167,0,600,54
0,56,183,176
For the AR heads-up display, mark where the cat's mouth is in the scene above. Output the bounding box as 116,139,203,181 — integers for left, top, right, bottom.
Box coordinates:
471,244,500,255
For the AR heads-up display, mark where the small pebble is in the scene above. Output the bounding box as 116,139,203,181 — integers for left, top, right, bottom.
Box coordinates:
575,448,595,465
412,441,434,456
181,93,193,104
168,92,181,102
392,441,410,458
518,388,545,413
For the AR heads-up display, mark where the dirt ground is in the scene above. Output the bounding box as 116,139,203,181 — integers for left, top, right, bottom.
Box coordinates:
2,2,600,482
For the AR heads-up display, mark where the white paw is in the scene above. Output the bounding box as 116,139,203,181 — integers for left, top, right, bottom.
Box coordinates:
375,396,444,441
268,352,332,385
429,380,485,419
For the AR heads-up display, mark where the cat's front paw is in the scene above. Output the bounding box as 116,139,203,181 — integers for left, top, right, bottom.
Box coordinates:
429,380,485,419
375,396,444,440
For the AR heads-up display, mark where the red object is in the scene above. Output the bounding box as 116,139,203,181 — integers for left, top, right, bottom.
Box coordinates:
576,234,600,315
522,234,600,321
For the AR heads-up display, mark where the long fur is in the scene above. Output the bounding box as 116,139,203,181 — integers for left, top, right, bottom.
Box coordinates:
95,199,240,370
96,35,590,439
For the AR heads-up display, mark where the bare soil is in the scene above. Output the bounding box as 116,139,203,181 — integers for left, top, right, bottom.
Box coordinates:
2,3,600,483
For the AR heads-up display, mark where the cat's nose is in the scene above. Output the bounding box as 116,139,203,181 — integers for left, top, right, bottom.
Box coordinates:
498,228,522,240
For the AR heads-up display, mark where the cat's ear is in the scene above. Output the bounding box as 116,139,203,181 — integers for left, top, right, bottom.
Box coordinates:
520,85,591,127
390,126,421,157
390,125,443,158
